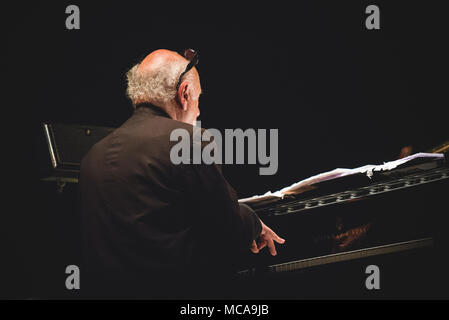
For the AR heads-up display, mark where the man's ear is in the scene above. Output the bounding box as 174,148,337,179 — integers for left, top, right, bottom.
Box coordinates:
178,82,189,111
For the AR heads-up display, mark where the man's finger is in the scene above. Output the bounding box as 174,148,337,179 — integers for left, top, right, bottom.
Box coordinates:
257,240,267,250
250,240,259,253
273,233,285,244
268,229,285,243
267,238,277,256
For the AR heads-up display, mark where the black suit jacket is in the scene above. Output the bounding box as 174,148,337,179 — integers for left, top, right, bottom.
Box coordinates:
79,104,261,297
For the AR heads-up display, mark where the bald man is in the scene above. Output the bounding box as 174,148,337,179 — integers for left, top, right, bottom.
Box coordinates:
79,49,284,298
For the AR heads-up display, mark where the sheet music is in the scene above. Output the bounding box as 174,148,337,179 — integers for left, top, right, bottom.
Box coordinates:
238,152,444,204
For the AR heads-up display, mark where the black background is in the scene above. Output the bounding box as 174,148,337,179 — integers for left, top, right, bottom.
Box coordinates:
2,1,448,298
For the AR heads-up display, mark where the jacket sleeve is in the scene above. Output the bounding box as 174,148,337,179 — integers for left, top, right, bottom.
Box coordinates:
185,160,262,252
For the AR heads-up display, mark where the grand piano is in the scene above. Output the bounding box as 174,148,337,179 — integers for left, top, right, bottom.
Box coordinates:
235,150,449,298
39,123,449,298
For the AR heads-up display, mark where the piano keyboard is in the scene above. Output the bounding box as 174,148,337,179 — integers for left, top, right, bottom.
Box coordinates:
238,237,433,275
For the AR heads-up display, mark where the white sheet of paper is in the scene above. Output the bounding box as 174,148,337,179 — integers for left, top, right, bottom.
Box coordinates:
238,152,444,204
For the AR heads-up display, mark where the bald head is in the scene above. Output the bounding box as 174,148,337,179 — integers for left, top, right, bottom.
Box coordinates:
126,49,202,125
137,49,184,73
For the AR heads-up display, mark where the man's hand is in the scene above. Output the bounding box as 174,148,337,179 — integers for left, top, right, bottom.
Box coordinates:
250,219,285,256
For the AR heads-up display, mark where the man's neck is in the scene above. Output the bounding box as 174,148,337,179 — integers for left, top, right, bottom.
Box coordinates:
135,102,172,119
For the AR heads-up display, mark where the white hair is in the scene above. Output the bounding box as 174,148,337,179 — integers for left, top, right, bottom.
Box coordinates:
126,59,195,107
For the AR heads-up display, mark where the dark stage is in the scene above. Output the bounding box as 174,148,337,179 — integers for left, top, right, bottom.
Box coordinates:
3,1,448,300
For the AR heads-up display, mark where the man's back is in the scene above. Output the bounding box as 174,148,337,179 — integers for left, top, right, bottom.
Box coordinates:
80,104,261,297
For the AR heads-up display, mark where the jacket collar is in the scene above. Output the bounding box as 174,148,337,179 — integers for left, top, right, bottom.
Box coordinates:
134,102,171,119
